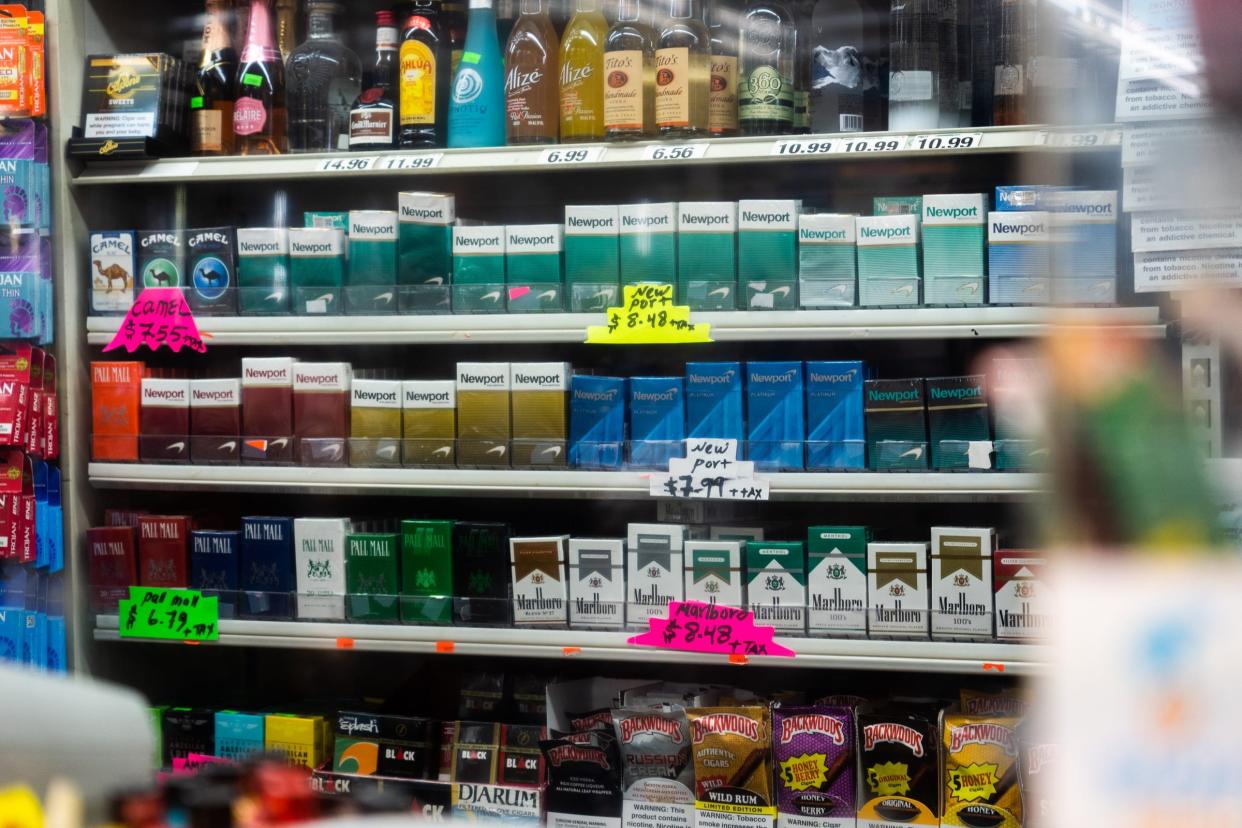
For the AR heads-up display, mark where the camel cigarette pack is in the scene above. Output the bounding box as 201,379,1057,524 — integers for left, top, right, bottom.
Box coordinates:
511,362,569,467
294,517,349,620
926,375,989,470
626,522,685,628
400,519,454,625
807,525,868,636
398,192,455,288
186,226,236,315
137,230,184,291
746,540,806,632
453,522,511,625
510,534,569,626
806,360,865,469
347,211,398,311
402,380,455,465
683,539,743,608
930,526,995,640
345,532,399,621
568,537,625,628
856,214,920,306
288,227,344,314
619,202,677,284
867,542,929,639
89,231,135,314
240,516,294,618
236,228,289,315
457,362,511,466
921,194,985,304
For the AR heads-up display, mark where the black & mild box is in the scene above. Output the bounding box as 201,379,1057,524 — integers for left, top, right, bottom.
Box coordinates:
237,228,290,315
398,192,455,311
89,231,136,314
930,526,995,640
186,226,237,315
807,525,868,637
864,378,927,470
568,537,625,629
926,374,991,470
745,540,806,633
137,230,185,292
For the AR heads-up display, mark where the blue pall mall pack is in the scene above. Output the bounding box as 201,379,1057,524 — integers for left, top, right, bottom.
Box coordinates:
569,375,626,469
746,361,804,471
805,360,865,469
988,211,1052,305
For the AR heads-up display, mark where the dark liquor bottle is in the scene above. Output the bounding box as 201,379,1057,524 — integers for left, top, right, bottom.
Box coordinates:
350,11,400,149
937,0,958,126
234,0,288,155
738,0,796,135
399,1,452,148
992,0,1025,124
192,0,237,156
444,0,469,73
792,0,813,132
286,0,362,152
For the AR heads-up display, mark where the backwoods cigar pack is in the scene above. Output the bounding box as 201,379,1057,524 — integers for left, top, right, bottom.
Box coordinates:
940,714,1022,828
772,705,855,828
613,705,695,828
856,702,939,827
687,706,776,828
542,729,624,828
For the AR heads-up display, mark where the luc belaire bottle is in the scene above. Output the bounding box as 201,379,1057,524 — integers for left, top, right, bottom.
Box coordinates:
656,0,710,137
399,1,451,147
604,0,656,140
505,0,560,144
234,0,288,155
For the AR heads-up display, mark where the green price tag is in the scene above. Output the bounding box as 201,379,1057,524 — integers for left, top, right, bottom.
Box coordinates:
242,72,263,88
190,96,204,110
118,587,219,642
461,51,481,64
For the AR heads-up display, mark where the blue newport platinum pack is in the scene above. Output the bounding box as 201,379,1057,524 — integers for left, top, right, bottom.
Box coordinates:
685,361,743,442
856,214,921,306
798,213,857,307
564,205,620,312
995,185,1054,212
746,361,804,471
805,360,865,469
619,202,677,285
988,211,1052,304
630,377,685,469
569,375,626,469
739,199,800,310
677,202,736,309
1047,190,1118,304
922,194,986,305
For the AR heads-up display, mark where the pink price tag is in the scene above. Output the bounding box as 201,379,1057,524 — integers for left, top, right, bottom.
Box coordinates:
171,753,232,774
627,600,796,658
103,288,207,355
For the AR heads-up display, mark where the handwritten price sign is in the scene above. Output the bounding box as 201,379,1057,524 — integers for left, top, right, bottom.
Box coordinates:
118,586,218,642
649,439,770,501
103,288,207,354
585,283,712,345
628,600,796,658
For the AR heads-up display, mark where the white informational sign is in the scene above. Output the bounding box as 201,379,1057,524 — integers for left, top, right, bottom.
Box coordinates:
649,439,770,501
1118,0,1204,81
1133,249,1242,292
1115,77,1212,123
1131,210,1242,253
1121,122,1226,167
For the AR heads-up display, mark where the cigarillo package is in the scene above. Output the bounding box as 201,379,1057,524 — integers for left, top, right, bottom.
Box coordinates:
959,688,1030,719
567,708,615,733
940,714,1022,828
687,706,776,827
1019,728,1055,828
856,703,938,827
613,705,695,828
543,730,624,828
771,705,856,828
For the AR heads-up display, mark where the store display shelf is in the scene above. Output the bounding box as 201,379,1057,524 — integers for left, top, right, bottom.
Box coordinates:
87,463,1040,500
92,615,1048,675
85,306,1163,346
70,124,1121,186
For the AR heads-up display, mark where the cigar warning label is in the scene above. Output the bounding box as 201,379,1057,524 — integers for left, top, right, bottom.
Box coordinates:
948,762,998,802
866,761,910,796
778,754,829,791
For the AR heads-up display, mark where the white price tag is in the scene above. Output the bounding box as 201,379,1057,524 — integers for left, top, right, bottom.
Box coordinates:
832,135,907,154
318,156,378,172
1041,129,1117,148
378,153,443,170
648,439,770,501
770,138,835,156
643,143,709,161
904,131,983,151
538,146,605,165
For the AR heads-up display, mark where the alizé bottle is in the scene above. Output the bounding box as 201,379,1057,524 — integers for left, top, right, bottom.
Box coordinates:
559,0,607,142
504,0,560,144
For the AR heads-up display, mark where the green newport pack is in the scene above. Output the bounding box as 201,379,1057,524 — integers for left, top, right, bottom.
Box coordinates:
505,225,563,312
400,519,454,625
856,214,921,306
922,194,986,305
745,540,806,633
347,210,398,313
798,213,857,307
873,195,923,217
452,225,506,313
864,378,928,470
564,204,620,312
739,199,800,309
807,525,868,637
398,192,455,310
236,228,290,314
926,374,991,470
288,227,345,315
677,201,736,309
305,212,349,232
619,202,677,286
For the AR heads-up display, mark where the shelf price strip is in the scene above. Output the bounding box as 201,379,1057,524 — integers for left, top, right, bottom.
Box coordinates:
833,135,907,153
318,156,377,172
628,599,796,658
103,288,207,354
904,132,983,151
585,283,712,345
539,146,605,165
770,138,835,156
649,438,770,501
118,586,219,642
644,143,709,161
379,153,442,170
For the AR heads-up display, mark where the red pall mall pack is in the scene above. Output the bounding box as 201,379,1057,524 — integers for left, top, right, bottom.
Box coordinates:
0,448,33,561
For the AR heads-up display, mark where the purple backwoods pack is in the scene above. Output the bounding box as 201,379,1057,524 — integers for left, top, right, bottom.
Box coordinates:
772,704,856,828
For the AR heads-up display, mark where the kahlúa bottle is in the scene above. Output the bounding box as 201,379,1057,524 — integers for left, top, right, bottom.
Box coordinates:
504,0,560,144
234,0,288,154
559,0,607,142
448,0,507,147
400,0,451,148
192,0,237,156
603,0,656,140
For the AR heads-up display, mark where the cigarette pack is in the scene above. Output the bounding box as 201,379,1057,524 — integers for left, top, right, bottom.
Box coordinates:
873,195,922,216
398,192,455,293
739,199,800,309
930,526,995,640
86,525,136,613
293,362,350,464
867,542,929,639
807,525,868,637
215,711,265,761
400,519,454,624
89,231,136,314
685,362,743,442
746,540,806,633
265,713,327,769
137,515,189,588
569,375,626,469
457,362,511,466
236,228,290,315
926,374,990,470
345,532,399,621
139,378,189,463
190,378,240,464
710,526,765,542
922,194,985,305
805,360,864,470
162,707,214,767
1047,189,1117,304
511,362,569,467
746,361,804,471
294,517,349,620
350,379,401,466
683,540,743,609
510,535,569,626
988,211,1051,305
619,202,677,285
401,380,455,465
994,549,1050,641
798,213,856,307
994,184,1052,212
864,378,927,470
453,521,511,626
240,516,294,618
506,225,563,311
626,523,685,628
137,230,185,292
564,205,620,311
91,360,143,461
288,227,345,314
568,537,626,628
344,210,398,312
186,226,237,315
856,214,920,306
190,530,239,615
630,376,684,469
678,202,737,308
241,357,294,464
452,225,506,312
335,712,438,779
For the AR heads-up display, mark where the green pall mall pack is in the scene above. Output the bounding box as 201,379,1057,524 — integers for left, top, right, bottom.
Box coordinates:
400,519,454,625
288,227,345,315
798,213,857,307
346,210,398,313
398,192,455,311
452,225,506,313
505,224,563,312
345,532,399,621
922,194,986,305
236,228,290,314
619,202,677,285
926,375,991,470
739,199,800,309
678,202,737,309
856,214,921,306
807,525,869,637
564,204,620,312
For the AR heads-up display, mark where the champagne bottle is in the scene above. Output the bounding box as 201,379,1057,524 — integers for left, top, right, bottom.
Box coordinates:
234,0,288,155
192,0,237,156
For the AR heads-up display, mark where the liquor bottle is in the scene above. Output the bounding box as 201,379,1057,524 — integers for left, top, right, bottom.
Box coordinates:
991,0,1025,124
192,0,237,156
738,0,796,135
350,11,400,149
399,2,451,147
655,0,710,137
444,0,469,73
505,0,560,144
234,0,288,155
275,0,297,60
285,0,361,152
888,0,939,130
706,0,740,136
448,0,506,146
809,0,864,133
936,0,958,126
559,0,607,142
603,0,656,139
792,0,812,132
969,0,992,125
955,0,972,125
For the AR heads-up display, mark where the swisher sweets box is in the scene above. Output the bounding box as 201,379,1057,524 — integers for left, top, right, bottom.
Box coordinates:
807,526,868,637
930,526,995,640
510,535,568,626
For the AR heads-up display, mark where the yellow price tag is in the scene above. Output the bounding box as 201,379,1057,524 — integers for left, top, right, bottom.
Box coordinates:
585,284,713,345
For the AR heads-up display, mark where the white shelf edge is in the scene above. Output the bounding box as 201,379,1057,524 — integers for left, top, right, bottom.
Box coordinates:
85,306,1164,346
93,615,1048,676
87,463,1040,501
71,124,1121,186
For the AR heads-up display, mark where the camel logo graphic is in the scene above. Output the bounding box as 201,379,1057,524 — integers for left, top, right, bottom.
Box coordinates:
142,259,180,288
93,260,130,292
192,257,231,301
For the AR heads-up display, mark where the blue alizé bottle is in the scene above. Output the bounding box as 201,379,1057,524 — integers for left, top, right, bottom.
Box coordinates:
448,0,506,147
